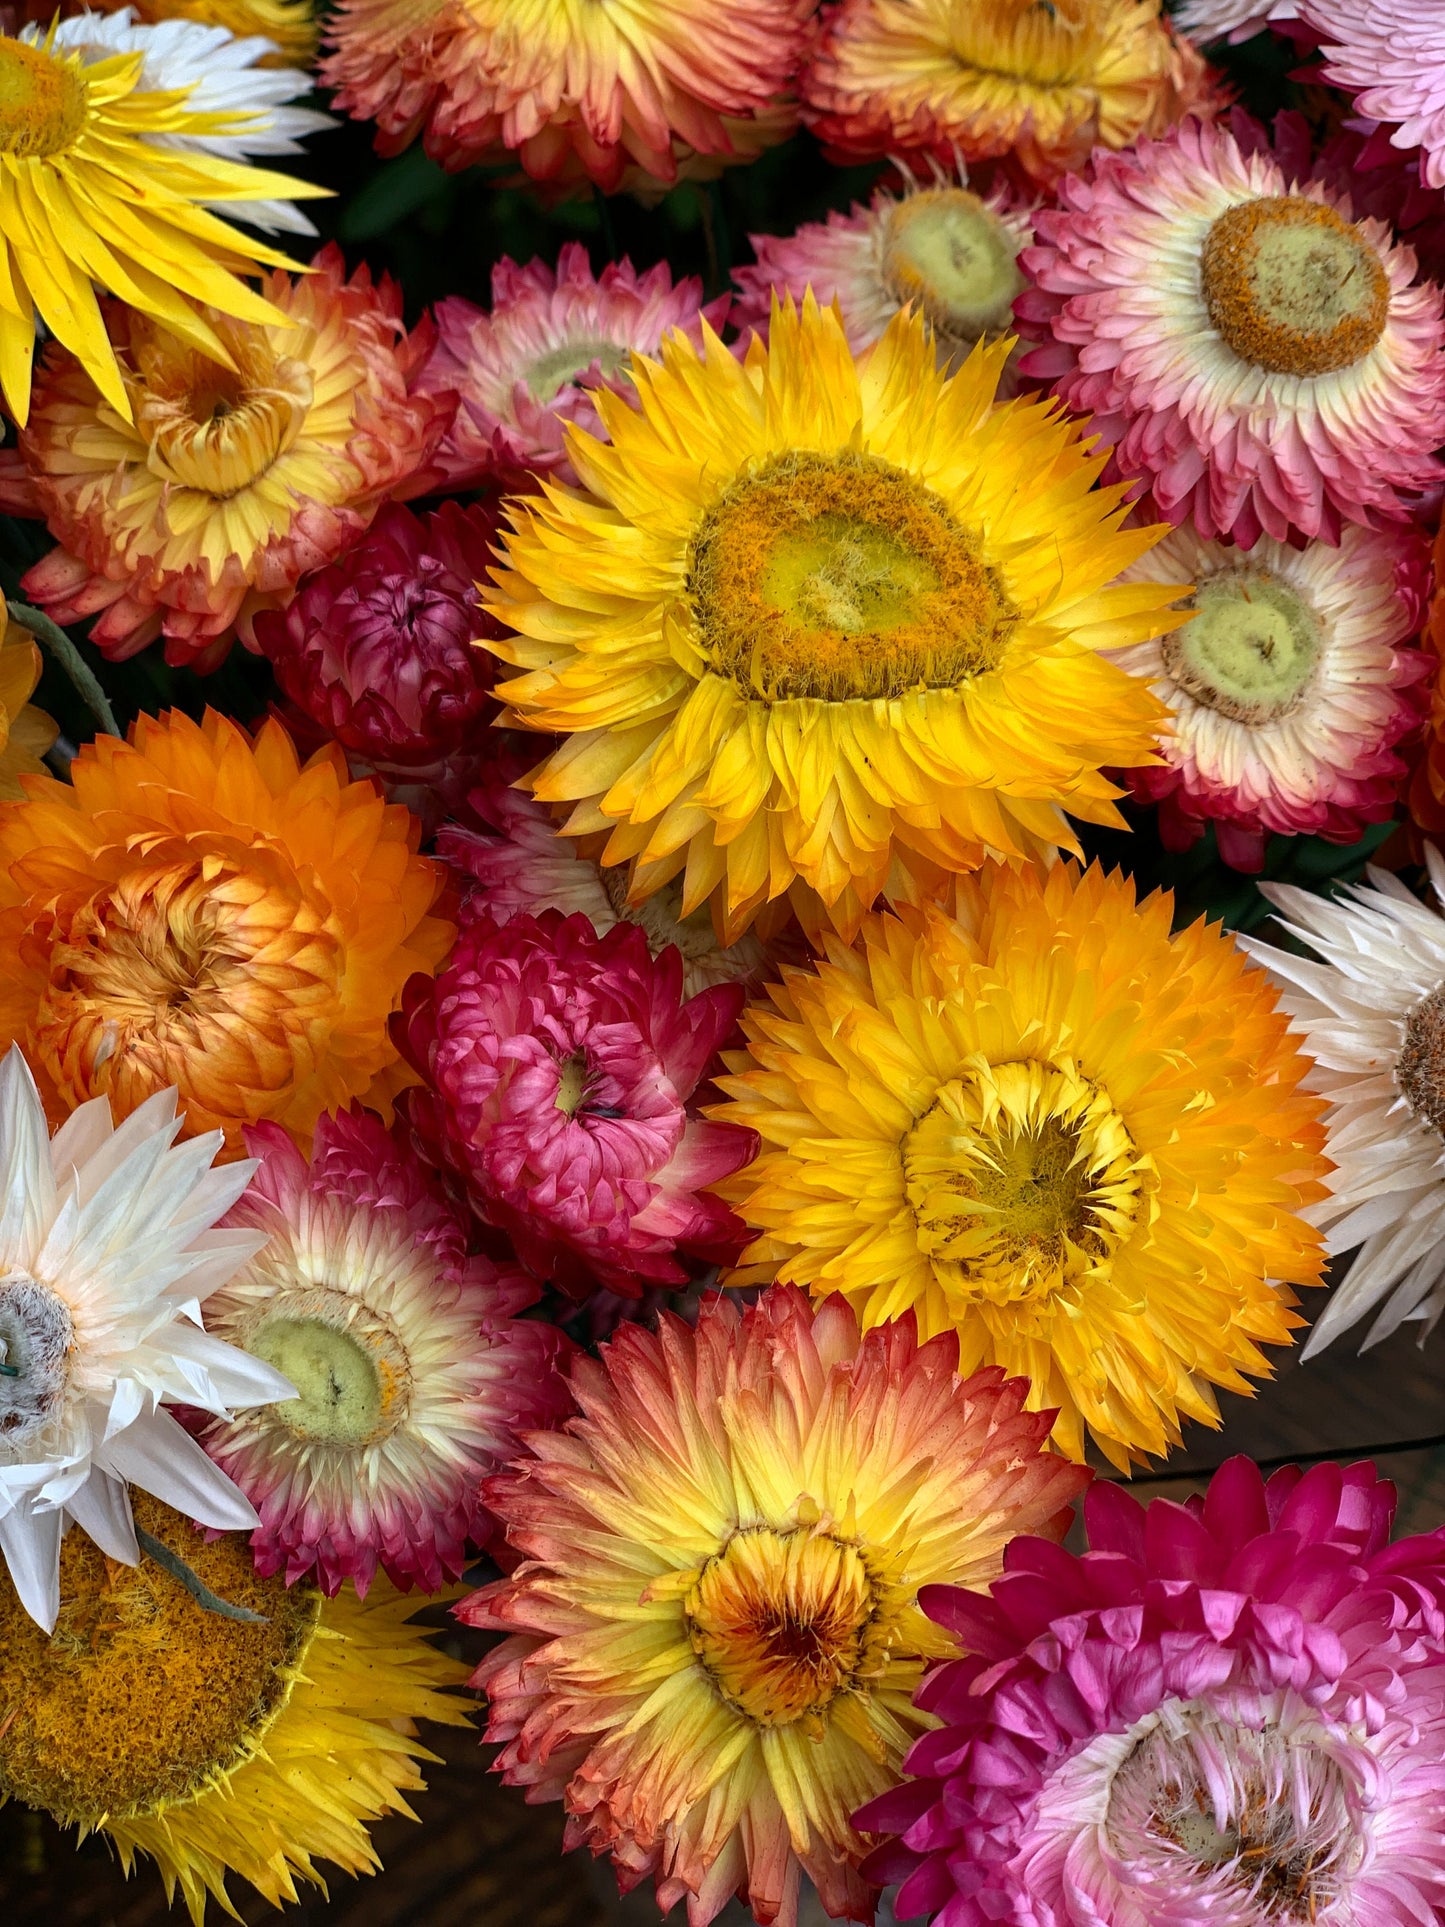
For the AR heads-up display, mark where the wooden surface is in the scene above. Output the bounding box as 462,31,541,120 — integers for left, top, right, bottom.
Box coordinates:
4,1293,1444,1927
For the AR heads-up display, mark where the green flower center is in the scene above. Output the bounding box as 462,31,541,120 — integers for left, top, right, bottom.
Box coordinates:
881,188,1025,350
689,450,1016,703
244,1288,411,1447
1201,195,1390,378
1161,567,1322,725
526,336,631,403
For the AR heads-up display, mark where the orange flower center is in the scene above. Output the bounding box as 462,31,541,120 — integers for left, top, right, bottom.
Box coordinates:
0,1492,318,1826
684,1526,881,1729
131,326,316,499
688,450,1016,704
27,848,344,1142
0,39,87,159
1201,196,1389,379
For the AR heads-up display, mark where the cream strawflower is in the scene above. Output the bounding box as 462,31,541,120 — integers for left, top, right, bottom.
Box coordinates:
0,1047,291,1633
1243,851,1445,1355
26,7,332,234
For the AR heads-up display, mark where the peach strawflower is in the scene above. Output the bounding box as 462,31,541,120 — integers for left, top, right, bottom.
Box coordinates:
0,709,452,1152
800,0,1219,185
467,1287,1090,1927
1,246,451,672
320,0,814,191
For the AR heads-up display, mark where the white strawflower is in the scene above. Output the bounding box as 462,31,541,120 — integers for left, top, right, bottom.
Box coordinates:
1173,0,1299,44
1243,850,1445,1355
25,8,331,234
0,1048,291,1632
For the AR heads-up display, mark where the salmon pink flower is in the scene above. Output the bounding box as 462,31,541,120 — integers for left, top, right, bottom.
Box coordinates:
195,1108,572,1595
394,911,758,1297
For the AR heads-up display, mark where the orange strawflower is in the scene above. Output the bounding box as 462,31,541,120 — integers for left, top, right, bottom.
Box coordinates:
0,609,56,800
0,709,452,1152
2,247,450,673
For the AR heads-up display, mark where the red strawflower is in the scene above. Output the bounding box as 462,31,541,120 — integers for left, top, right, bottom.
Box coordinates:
394,911,758,1298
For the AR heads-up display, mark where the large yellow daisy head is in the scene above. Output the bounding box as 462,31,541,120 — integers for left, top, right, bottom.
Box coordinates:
0,1492,470,1922
714,860,1332,1469
484,299,1180,942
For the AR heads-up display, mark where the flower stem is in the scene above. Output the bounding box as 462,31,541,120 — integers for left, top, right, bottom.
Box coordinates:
135,1526,270,1624
6,600,119,738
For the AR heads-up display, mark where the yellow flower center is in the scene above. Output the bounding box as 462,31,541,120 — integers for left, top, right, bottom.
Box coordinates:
0,39,88,159
240,1287,413,1447
554,1050,589,1116
131,324,316,499
689,450,1016,703
526,336,631,403
881,189,1025,351
1201,196,1390,379
684,1525,886,1730
0,1271,73,1452
0,1493,319,1826
1161,567,1322,726
902,1059,1151,1304
1398,986,1445,1139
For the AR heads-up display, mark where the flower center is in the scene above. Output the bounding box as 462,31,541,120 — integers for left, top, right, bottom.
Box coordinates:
554,1050,590,1116
0,1271,73,1454
0,1492,319,1826
1397,984,1445,1139
902,1060,1149,1304
0,39,87,158
1201,196,1390,379
526,336,631,403
881,189,1025,350
240,1287,412,1447
1160,567,1323,725
130,323,316,499
689,450,1016,704
684,1526,879,1729
1102,1698,1362,1920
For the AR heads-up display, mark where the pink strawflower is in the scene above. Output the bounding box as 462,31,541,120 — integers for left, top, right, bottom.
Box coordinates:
418,244,728,490
195,1108,573,1595
1256,111,1445,290
1301,1,1445,191
733,166,1033,373
394,911,759,1298
438,775,779,997
1173,0,1299,43
860,1456,1445,1927
1015,116,1445,545
252,500,501,785
1110,522,1432,871
319,0,812,192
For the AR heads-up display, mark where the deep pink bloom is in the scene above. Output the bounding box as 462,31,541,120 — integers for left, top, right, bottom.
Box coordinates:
251,500,501,784
418,244,729,490
859,1457,1445,1927
394,911,759,1297
1015,116,1445,545
194,1108,572,1595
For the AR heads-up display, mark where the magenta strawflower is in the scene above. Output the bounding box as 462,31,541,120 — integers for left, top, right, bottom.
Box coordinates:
1110,521,1431,870
418,244,728,490
195,1108,572,1594
252,500,501,786
394,911,759,1297
1015,116,1445,545
733,169,1033,373
859,1455,1445,1927
438,776,778,996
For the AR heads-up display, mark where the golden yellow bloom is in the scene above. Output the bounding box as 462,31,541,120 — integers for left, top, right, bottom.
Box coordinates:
714,862,1332,1470
800,0,1219,185
0,26,326,426
0,606,56,799
0,1491,470,1922
485,300,1178,942
0,708,452,1152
